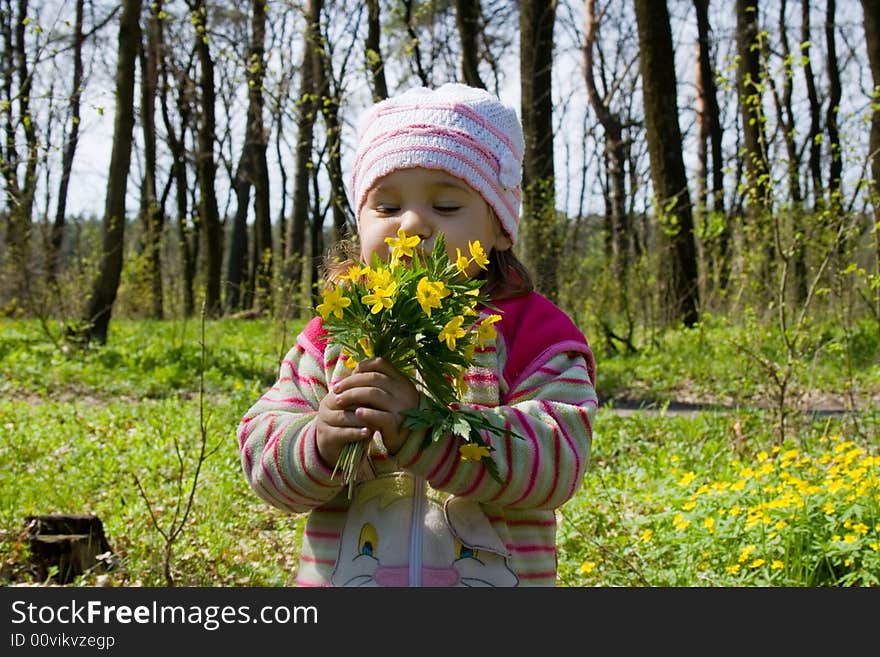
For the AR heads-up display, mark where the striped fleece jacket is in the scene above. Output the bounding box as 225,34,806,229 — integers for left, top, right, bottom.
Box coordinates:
238,291,598,586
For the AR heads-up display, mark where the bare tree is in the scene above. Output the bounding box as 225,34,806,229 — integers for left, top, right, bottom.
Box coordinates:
861,0,880,317
802,0,823,207
188,0,223,317
285,0,320,316
365,0,388,101
455,0,486,88
1,0,39,299
825,0,842,214
227,0,271,314
140,0,164,319
693,0,729,291
633,0,700,327
158,20,198,318
79,0,142,344
519,0,559,300
584,0,629,279
736,0,771,212
48,0,85,282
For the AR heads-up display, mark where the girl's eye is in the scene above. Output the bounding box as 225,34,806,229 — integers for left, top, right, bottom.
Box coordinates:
435,205,461,213
374,205,399,215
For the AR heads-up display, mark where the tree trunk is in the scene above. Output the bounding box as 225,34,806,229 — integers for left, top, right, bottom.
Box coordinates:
1,0,39,301
159,49,197,318
519,0,559,301
861,0,880,317
403,0,430,86
227,162,250,313
140,0,163,319
455,0,485,88
694,0,729,290
191,0,223,317
803,0,823,206
227,0,272,315
633,0,700,327
825,0,842,213
736,0,771,211
584,0,629,280
48,0,85,281
81,0,141,344
770,0,808,302
285,0,319,315
365,0,388,101
314,8,352,247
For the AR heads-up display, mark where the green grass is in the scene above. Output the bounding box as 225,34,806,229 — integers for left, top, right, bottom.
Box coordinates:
0,316,877,586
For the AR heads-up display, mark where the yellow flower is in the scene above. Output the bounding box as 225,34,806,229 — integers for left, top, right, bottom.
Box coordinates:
726,564,741,575
703,516,715,531
439,315,466,350
640,528,653,542
366,266,393,289
362,281,397,314
358,337,374,358
459,442,491,462
342,349,358,369
749,558,766,569
385,228,421,262
678,471,696,487
454,248,470,273
771,560,784,570
476,314,501,348
416,277,450,317
738,545,756,563
317,285,351,320
340,264,369,281
469,240,489,270
579,560,596,575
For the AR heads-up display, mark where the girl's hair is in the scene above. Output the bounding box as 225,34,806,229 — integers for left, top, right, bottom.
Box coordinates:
322,239,534,301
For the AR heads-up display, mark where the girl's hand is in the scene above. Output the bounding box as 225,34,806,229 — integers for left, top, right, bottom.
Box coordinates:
316,357,419,463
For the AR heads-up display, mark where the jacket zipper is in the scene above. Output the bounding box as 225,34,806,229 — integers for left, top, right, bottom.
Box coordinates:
408,475,425,587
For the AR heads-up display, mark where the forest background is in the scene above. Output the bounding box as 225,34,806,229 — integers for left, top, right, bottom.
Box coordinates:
0,0,879,587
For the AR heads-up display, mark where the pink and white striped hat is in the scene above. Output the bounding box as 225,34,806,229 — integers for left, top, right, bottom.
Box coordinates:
350,83,525,244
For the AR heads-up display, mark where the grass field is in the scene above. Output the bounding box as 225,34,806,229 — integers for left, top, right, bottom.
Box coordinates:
1,315,877,586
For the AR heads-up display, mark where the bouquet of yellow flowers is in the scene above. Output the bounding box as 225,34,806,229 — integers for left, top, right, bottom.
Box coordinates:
316,229,516,497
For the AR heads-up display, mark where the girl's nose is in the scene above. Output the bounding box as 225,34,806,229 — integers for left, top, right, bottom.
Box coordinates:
399,208,433,239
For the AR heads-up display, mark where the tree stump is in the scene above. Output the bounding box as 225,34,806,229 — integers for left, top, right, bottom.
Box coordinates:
25,514,112,584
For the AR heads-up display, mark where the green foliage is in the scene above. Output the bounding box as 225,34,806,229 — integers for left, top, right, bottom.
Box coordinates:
557,410,879,587
0,315,877,586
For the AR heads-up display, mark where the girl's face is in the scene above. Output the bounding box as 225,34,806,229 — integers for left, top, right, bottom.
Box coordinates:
358,167,512,277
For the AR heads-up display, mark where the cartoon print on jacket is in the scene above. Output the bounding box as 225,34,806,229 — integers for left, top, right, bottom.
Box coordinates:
330,474,519,587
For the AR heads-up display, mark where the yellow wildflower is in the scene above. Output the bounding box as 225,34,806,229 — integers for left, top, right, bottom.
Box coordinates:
640,529,653,542
416,277,449,317
579,560,596,575
340,263,369,281
385,229,421,263
738,545,756,563
476,314,501,348
362,281,396,314
439,315,466,350
469,240,489,269
358,337,374,358
454,248,470,273
750,559,766,569
459,442,491,462
771,560,784,570
317,285,351,320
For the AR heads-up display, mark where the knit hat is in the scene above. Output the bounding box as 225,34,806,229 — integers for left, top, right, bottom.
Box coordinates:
350,83,525,244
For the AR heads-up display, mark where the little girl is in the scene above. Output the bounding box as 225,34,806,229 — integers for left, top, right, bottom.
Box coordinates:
238,83,598,587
